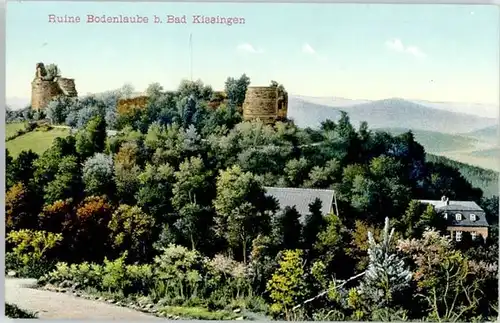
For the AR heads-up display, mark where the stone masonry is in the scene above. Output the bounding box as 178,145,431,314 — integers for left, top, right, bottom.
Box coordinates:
242,86,288,124
31,63,78,111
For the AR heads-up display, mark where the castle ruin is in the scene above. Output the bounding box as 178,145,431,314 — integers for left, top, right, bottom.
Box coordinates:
242,84,288,124
31,62,78,111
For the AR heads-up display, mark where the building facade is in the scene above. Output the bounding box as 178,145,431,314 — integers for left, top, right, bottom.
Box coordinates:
419,196,489,241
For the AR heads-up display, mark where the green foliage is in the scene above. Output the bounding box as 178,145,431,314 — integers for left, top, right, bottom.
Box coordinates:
214,165,275,263
398,229,498,321
314,213,345,264
266,249,307,319
76,115,107,159
6,229,62,278
5,77,498,321
108,205,155,262
426,153,498,197
224,74,250,107
82,153,115,196
357,218,412,309
7,229,63,266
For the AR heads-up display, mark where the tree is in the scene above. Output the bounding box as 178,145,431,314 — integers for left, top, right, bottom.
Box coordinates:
397,200,425,238
348,220,382,271
302,198,326,251
46,97,74,124
38,199,74,234
266,249,307,319
416,203,447,234
171,156,213,249
314,213,345,265
6,183,37,232
108,205,155,262
136,163,176,223
225,74,250,107
43,155,82,205
114,142,141,203
284,158,310,187
214,165,277,262
273,206,303,251
145,82,164,98
6,229,63,270
304,159,340,188
76,115,107,159
398,229,497,321
358,218,412,310
10,150,39,187
66,196,114,262
82,153,115,196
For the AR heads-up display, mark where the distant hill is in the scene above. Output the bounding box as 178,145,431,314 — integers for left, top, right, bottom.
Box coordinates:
377,128,479,153
468,148,499,159
411,100,499,119
462,125,498,143
426,153,498,197
288,96,498,134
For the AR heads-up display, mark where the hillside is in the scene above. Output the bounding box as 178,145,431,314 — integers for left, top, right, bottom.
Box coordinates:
462,125,498,143
426,153,498,197
6,124,70,157
288,96,498,134
377,128,480,153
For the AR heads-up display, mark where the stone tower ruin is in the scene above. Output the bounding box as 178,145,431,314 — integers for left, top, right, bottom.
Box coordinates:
242,84,288,124
31,62,78,111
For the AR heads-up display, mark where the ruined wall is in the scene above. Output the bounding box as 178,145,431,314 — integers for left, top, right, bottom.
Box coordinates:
242,87,279,123
31,79,63,111
276,90,288,120
31,63,78,111
57,78,78,97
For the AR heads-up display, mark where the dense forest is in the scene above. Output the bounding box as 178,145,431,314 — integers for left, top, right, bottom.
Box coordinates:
425,153,499,198
5,75,499,321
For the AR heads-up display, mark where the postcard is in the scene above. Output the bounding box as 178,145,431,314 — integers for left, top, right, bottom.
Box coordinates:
5,1,499,321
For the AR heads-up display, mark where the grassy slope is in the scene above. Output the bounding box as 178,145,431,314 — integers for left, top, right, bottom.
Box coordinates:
6,122,26,138
6,127,70,157
426,153,498,197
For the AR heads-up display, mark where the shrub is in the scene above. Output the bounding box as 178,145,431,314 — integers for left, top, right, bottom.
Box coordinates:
5,304,37,319
6,229,63,278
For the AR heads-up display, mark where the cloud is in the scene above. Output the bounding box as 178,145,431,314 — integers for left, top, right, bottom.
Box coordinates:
302,43,316,55
385,38,426,58
237,43,263,54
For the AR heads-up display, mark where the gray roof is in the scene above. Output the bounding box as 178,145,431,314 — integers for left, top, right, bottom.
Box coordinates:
418,199,483,211
418,199,489,227
264,187,335,222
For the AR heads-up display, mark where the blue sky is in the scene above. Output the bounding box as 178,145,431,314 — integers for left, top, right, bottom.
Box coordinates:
6,2,499,105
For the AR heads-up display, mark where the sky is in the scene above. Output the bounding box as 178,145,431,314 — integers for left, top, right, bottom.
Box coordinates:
6,2,500,107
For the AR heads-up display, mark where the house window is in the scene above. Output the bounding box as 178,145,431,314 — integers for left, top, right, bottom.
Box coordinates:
471,232,477,240
455,213,462,221
455,231,462,242
470,214,477,221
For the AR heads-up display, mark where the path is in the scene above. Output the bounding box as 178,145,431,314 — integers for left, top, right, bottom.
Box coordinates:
5,278,162,320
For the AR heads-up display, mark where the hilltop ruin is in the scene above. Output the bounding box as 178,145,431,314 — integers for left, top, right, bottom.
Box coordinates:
242,83,288,124
31,62,78,111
